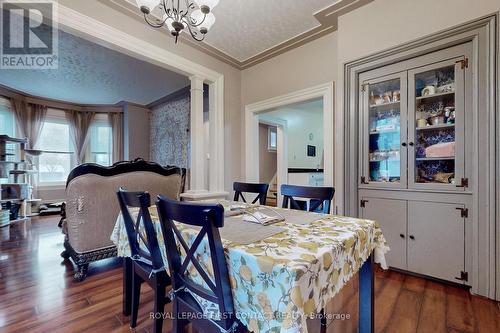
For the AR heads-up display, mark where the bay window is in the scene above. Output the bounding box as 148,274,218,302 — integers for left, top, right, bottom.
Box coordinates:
1,101,116,186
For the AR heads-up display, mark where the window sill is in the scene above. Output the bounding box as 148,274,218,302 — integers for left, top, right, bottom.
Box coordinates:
37,183,66,190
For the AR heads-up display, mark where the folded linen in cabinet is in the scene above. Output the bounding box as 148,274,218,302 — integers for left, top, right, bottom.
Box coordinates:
425,142,455,157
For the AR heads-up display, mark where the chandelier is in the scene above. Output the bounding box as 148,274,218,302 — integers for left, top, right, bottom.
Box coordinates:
136,0,218,43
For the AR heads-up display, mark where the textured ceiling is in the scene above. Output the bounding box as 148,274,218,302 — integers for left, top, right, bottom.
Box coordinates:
0,27,189,105
126,0,339,62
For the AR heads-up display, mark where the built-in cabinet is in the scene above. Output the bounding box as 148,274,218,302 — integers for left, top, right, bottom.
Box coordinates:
360,196,467,283
360,54,469,190
359,197,407,269
358,43,472,284
407,201,465,282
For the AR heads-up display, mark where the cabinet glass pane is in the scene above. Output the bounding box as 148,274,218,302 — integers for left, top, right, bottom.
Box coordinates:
413,65,456,185
368,78,401,183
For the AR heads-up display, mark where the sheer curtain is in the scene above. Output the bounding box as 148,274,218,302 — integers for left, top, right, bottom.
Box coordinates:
10,98,47,149
109,112,124,163
66,110,95,165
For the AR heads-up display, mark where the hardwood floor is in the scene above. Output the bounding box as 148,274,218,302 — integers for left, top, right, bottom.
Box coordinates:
1,215,498,333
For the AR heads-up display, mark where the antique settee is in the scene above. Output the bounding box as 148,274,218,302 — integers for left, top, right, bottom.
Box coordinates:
60,159,185,281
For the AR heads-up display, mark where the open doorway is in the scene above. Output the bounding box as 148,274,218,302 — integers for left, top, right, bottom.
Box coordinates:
245,83,334,209
257,98,324,206
257,123,278,205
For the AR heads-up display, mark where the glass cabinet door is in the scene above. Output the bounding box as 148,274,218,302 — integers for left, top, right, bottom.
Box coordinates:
360,72,407,188
407,58,465,190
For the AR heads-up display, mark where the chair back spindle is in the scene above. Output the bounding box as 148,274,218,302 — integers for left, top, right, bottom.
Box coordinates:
281,184,335,214
117,188,164,271
233,181,269,205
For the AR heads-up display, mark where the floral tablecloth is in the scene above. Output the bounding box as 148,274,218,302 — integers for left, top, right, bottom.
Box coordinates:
111,204,389,333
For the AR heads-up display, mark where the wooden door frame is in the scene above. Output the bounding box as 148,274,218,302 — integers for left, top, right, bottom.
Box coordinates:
343,15,498,299
258,116,288,207
244,82,335,208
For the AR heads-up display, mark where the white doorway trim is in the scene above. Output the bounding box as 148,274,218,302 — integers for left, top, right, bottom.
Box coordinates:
244,82,335,206
54,4,226,194
259,116,288,207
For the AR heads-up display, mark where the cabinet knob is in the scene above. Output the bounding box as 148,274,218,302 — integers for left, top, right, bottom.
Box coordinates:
399,234,405,239
409,235,415,240
401,142,407,147
409,142,414,146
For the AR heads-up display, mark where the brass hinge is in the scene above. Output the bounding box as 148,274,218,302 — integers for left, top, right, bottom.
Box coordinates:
456,58,469,69
455,271,468,282
360,176,369,184
456,178,469,188
361,83,369,92
456,207,469,218
360,199,369,208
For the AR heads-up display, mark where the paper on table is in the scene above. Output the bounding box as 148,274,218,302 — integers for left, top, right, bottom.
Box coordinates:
242,211,284,226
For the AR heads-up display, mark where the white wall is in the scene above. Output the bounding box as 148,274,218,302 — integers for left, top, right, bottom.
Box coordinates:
265,108,324,170
286,110,324,169
241,32,337,196
241,33,337,105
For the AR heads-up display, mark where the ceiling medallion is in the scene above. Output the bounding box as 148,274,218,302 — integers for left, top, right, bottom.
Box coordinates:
135,0,218,43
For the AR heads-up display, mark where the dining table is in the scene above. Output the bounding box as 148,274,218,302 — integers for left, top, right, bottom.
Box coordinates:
110,200,389,333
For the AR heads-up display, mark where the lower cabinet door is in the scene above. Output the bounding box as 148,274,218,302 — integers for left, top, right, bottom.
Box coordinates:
360,197,407,270
408,201,465,283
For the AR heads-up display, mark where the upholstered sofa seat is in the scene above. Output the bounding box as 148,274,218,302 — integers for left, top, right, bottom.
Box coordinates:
61,159,185,281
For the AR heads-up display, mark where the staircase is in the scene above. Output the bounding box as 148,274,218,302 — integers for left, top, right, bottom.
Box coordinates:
267,173,278,207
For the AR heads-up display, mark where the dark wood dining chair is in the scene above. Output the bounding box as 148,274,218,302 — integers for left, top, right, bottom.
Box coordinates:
117,188,171,333
233,181,269,205
156,196,243,333
281,184,335,214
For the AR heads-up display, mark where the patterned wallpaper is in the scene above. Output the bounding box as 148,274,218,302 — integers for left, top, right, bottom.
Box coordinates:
150,94,190,170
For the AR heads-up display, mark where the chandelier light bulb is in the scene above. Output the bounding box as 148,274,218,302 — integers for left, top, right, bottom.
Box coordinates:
193,0,220,11
135,0,161,14
163,16,176,33
191,10,215,33
201,12,215,33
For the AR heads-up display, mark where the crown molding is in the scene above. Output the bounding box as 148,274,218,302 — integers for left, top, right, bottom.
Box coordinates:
97,0,373,70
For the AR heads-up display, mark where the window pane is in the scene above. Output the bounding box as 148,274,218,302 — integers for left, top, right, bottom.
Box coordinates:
38,121,72,183
270,131,277,147
38,122,71,151
268,127,277,150
90,124,112,166
38,152,72,183
93,153,111,165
